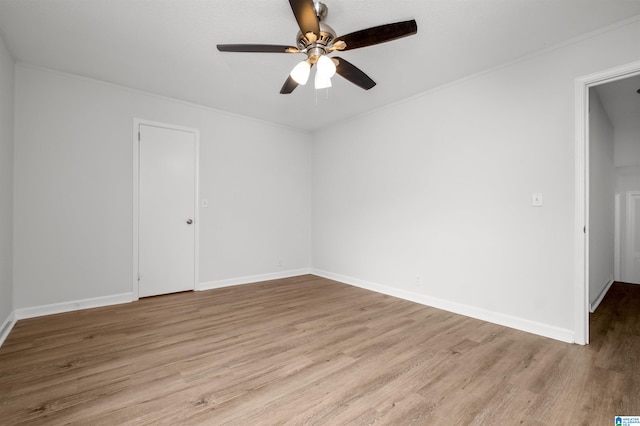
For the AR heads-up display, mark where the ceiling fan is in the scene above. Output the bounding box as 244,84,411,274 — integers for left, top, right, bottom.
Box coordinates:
217,0,418,94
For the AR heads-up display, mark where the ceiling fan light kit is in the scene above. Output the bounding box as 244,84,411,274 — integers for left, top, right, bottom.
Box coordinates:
314,72,332,89
217,0,417,94
290,60,311,85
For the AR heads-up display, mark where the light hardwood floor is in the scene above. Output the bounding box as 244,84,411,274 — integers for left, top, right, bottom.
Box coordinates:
1,275,638,425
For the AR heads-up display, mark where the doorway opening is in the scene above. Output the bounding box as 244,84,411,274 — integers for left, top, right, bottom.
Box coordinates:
575,60,640,344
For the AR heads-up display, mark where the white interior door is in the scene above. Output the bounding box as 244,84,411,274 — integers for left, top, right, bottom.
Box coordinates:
138,123,196,297
626,191,640,285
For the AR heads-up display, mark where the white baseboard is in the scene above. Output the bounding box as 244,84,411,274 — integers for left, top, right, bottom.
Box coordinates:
10,268,312,323
3,270,310,347
590,278,615,313
0,310,17,347
15,292,135,320
311,269,575,344
198,268,311,291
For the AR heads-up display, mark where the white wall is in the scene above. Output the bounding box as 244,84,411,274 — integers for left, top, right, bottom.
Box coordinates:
311,19,640,340
613,92,640,284
0,34,14,331
589,89,615,305
616,167,640,282
13,65,311,309
614,119,640,168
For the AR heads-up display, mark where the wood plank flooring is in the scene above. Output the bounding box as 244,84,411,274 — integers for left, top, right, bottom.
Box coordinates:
1,275,638,425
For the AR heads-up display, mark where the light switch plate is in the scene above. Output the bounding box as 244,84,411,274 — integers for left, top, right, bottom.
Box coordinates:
532,193,543,207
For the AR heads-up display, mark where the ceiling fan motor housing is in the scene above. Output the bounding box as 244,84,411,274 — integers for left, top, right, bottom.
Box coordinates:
296,22,336,53
295,2,335,61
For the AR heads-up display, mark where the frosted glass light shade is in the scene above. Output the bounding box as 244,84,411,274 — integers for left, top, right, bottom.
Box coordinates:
316,55,336,79
290,60,310,85
315,72,332,89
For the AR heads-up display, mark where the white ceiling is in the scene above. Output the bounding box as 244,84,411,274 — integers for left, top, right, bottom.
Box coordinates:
1,0,640,131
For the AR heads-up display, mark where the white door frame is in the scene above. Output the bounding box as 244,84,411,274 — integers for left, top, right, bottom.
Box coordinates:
132,118,200,300
615,193,621,282
626,191,640,283
574,60,640,345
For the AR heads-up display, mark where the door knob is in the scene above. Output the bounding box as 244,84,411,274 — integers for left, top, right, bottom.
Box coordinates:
186,219,193,225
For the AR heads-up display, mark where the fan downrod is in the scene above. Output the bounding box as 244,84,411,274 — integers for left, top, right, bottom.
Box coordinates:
314,2,328,22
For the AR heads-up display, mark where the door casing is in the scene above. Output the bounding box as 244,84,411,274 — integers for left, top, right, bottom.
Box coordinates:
574,60,640,345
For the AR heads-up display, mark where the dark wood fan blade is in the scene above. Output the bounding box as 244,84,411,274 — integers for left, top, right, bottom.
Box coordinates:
289,0,320,37
217,44,298,53
334,20,417,51
334,57,376,90
280,75,299,94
